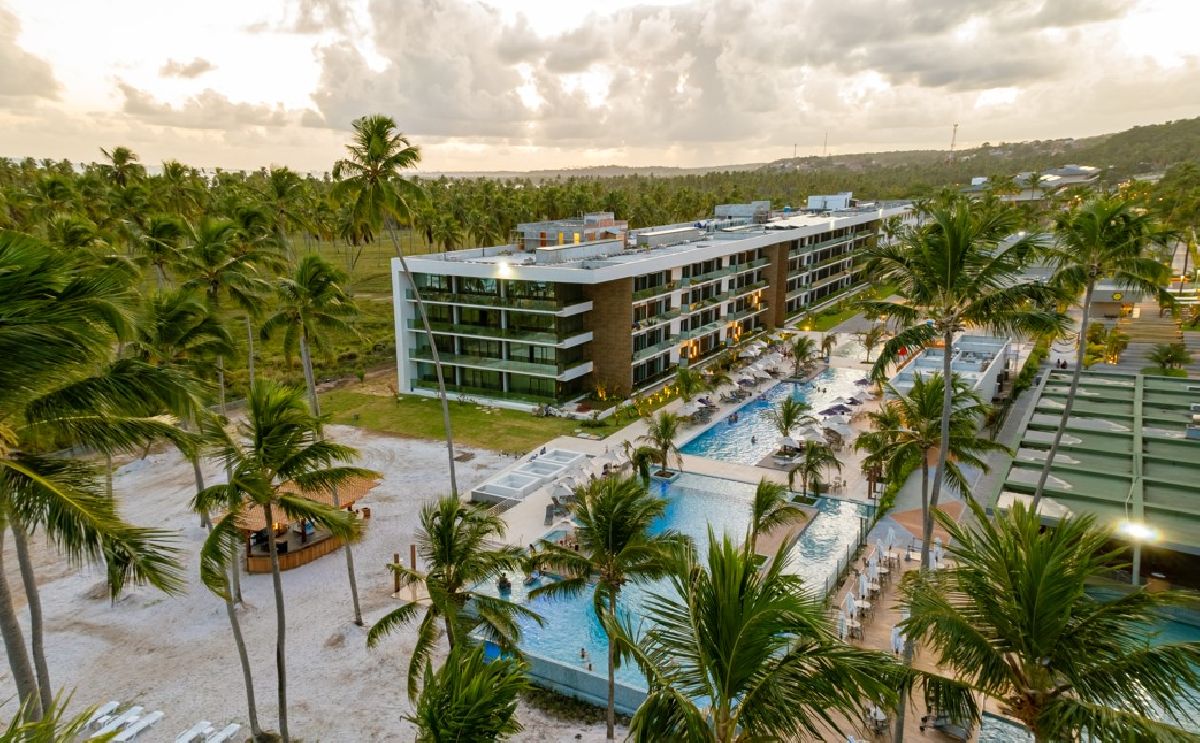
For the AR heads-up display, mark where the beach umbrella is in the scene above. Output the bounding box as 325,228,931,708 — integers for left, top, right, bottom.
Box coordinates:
868,561,879,583
737,377,754,386
837,611,848,641
854,377,872,386
842,591,857,618
551,482,575,499
752,368,771,379
858,572,869,599
750,339,768,349
738,348,760,359
818,406,839,416
824,414,851,426
890,625,905,654
867,551,878,570
777,436,799,450
829,423,856,440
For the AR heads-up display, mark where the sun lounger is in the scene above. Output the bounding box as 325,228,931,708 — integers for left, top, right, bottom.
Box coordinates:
91,706,143,739
205,723,242,743
87,701,121,729
544,503,555,525
175,721,214,743
115,710,164,741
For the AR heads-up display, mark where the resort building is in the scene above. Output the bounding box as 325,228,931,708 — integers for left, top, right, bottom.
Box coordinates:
962,163,1101,202
887,335,1014,404
391,201,912,406
995,369,1200,577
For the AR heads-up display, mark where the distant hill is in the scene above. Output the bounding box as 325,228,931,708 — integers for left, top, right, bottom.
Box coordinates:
421,162,765,181
759,117,1200,181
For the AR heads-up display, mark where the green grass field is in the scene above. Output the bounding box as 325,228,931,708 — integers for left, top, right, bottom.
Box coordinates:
318,389,599,453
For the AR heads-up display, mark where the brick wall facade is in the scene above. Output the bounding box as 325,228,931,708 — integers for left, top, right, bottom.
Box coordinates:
763,241,792,329
585,278,634,397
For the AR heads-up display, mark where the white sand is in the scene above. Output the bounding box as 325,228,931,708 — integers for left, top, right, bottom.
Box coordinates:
0,425,618,741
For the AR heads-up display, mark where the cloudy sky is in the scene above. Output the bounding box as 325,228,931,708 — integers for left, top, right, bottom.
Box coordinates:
2,0,1198,173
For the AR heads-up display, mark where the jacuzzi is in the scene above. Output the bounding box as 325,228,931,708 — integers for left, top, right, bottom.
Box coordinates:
537,449,587,467
514,459,568,482
471,472,544,505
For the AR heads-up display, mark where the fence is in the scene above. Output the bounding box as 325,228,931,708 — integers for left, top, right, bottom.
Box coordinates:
821,513,872,598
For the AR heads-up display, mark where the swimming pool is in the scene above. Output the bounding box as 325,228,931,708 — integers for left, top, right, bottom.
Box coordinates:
475,472,870,711
680,367,865,465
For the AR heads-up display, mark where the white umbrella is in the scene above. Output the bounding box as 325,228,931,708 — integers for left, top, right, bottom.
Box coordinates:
750,340,768,349
738,348,760,359
858,572,869,599
868,561,879,582
836,611,848,640
829,423,856,440
752,368,771,379
842,591,857,618
551,482,575,499
933,537,944,568
824,414,852,426
890,624,905,654
777,436,799,449
867,551,878,570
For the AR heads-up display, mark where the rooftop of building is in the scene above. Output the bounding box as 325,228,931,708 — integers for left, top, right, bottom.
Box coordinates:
997,369,1200,554
400,200,911,280
887,335,1011,395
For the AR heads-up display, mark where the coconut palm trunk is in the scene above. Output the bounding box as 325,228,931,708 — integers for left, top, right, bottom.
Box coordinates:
222,564,261,738
10,524,52,713
605,599,618,741
216,355,244,604
923,328,954,571
246,317,256,386
263,501,289,742
0,528,41,721
387,226,459,496
1032,284,1092,507
298,330,364,626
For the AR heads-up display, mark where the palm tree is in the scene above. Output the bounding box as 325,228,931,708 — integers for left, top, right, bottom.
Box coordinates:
639,411,682,476
747,478,806,553
0,231,189,720
407,644,529,742
763,396,816,440
331,115,459,496
903,499,1200,742
260,254,364,623
674,365,708,402
197,381,371,742
134,214,186,289
1032,197,1171,506
787,440,841,497
618,531,900,742
99,146,143,188
1148,342,1191,372
820,332,838,360
620,439,660,482
790,335,818,377
860,197,1064,556
856,323,888,363
367,495,536,699
532,475,689,740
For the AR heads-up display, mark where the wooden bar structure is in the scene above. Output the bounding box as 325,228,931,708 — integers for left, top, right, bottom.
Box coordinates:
247,533,348,573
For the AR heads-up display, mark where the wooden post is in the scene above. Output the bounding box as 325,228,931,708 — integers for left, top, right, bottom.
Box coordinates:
393,553,401,594
409,544,417,572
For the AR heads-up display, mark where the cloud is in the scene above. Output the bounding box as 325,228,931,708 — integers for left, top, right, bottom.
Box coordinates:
0,6,59,100
117,82,318,131
159,57,216,79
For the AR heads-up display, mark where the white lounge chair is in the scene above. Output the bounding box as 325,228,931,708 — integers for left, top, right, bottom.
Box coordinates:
87,701,120,729
91,706,142,739
115,710,163,741
175,721,214,743
205,723,242,743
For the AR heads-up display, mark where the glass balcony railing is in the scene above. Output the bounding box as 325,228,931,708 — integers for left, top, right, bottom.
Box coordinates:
633,306,682,330
408,289,566,312
730,257,770,274
632,337,678,362
679,319,725,340
412,350,589,378
679,264,737,288
632,281,677,301
810,270,850,289
410,320,557,344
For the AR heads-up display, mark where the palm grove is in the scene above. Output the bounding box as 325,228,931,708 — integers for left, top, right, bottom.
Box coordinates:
1,112,1199,741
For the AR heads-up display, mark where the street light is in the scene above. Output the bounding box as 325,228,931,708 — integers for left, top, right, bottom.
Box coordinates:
1118,520,1159,586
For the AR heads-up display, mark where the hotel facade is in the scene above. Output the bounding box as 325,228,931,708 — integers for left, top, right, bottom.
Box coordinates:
391,201,911,406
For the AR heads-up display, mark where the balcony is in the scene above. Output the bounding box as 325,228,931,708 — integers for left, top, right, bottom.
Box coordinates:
410,320,591,347
679,319,725,340
412,349,591,380
679,264,737,288
727,280,768,301
725,306,767,324
633,337,678,362
729,257,770,275
632,281,677,302
810,270,850,290
408,290,592,316
633,306,683,331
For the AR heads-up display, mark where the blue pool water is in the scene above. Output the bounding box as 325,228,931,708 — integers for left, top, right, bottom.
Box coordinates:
680,367,865,465
475,473,869,692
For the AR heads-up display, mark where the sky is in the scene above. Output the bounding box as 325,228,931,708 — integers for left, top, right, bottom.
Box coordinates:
1,0,1198,174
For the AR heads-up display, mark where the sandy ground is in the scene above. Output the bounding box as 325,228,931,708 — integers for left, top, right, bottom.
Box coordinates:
0,424,617,741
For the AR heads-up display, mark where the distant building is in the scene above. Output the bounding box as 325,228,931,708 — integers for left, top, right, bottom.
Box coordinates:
886,335,1014,404
391,202,911,406
962,164,1101,202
